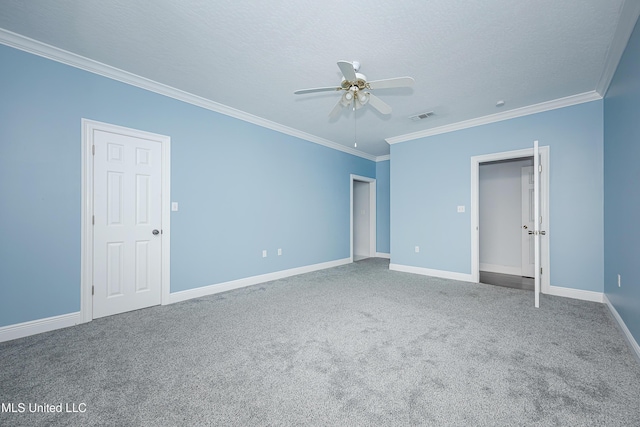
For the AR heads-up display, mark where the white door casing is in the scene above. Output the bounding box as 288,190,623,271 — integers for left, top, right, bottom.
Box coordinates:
471,147,549,297
521,166,535,278
81,119,171,322
353,181,371,258
350,175,376,261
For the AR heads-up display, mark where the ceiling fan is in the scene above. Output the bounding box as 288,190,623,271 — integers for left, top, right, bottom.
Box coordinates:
294,61,415,118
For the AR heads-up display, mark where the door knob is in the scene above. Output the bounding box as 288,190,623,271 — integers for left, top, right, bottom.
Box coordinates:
528,230,534,235
152,229,160,235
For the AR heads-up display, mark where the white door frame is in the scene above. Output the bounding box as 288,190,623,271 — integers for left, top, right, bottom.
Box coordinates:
350,174,376,261
471,147,550,294
80,119,171,323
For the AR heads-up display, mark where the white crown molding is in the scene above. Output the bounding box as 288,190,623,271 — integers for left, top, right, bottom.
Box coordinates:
596,0,640,96
0,28,376,162
386,91,603,145
375,155,390,162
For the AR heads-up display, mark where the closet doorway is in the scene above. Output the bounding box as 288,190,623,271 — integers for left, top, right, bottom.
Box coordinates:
470,146,550,301
350,175,376,262
478,157,534,290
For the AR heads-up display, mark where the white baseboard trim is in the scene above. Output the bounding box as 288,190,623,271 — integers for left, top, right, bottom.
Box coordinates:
604,295,640,363
389,263,474,283
479,263,522,276
375,252,391,259
167,257,352,304
545,285,604,303
0,311,82,343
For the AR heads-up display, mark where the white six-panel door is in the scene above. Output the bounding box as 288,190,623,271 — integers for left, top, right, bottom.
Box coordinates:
93,130,162,318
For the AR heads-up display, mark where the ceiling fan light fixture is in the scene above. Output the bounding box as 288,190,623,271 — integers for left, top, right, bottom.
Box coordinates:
295,60,414,120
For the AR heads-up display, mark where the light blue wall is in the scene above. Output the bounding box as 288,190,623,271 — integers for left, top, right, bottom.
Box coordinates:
375,160,390,254
0,44,376,327
391,100,604,292
604,18,640,344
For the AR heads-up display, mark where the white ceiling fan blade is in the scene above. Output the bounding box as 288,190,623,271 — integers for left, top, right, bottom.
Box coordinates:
329,98,345,119
337,60,357,83
367,76,415,90
294,86,341,95
367,93,392,115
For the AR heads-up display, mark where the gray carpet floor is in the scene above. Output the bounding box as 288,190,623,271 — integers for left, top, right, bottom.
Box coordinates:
1,258,639,426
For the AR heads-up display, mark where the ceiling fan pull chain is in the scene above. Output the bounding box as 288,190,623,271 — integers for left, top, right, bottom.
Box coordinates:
354,98,357,148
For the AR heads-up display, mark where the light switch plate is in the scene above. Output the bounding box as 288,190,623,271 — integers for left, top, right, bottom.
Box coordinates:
171,202,179,211
457,205,465,213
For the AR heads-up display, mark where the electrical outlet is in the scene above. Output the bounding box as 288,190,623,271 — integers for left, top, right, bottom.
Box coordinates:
415,246,420,253
278,248,282,256
618,274,621,287
457,205,465,213
262,250,267,258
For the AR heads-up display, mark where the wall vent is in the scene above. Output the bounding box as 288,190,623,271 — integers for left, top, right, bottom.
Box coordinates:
409,111,434,121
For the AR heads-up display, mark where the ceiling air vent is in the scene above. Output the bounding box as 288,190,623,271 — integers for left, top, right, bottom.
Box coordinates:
409,111,434,121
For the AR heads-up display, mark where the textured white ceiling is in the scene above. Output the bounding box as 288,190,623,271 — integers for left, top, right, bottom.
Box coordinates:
0,0,629,156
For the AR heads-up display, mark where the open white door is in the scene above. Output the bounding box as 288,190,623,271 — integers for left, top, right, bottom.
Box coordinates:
533,140,541,308
521,166,535,278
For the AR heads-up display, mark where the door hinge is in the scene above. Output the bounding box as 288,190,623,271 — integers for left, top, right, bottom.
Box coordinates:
540,267,543,275
538,164,542,173
92,145,95,155
92,215,95,225
539,216,542,224
92,285,94,296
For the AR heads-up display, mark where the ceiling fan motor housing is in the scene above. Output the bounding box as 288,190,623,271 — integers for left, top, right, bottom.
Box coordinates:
341,73,368,90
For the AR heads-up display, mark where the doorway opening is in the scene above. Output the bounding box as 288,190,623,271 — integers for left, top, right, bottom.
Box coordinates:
471,147,550,297
479,157,534,291
350,174,376,262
